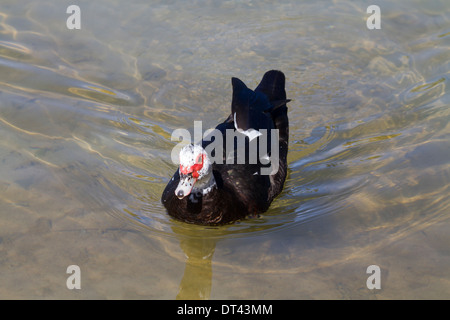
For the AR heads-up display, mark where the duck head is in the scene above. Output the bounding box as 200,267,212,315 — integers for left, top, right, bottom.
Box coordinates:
175,144,214,199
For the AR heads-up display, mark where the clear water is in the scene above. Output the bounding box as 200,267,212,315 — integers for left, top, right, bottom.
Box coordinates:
0,0,449,299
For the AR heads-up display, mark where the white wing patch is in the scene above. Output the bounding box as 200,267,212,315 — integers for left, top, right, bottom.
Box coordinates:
234,112,262,141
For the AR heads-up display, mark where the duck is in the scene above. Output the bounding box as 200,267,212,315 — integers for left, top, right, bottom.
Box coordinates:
161,70,289,225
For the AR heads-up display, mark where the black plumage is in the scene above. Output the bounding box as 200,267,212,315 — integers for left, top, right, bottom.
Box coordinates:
161,70,289,225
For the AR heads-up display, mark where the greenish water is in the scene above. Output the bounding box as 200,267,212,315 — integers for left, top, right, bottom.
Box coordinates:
0,0,449,299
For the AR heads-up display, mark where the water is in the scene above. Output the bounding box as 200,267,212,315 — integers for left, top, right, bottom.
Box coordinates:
0,0,449,299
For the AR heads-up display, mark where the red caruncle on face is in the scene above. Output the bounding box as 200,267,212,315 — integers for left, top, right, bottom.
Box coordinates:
179,153,204,179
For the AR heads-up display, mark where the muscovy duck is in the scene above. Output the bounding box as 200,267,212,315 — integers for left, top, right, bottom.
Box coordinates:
161,70,289,225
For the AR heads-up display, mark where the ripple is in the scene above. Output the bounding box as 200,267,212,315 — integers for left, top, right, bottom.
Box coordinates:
0,56,140,106
0,40,32,59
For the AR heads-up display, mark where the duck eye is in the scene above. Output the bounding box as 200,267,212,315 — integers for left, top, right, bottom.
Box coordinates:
196,155,203,165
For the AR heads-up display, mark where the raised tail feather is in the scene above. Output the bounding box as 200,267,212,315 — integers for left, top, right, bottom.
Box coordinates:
256,70,289,153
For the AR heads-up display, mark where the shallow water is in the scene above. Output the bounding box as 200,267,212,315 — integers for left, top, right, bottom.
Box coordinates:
0,0,449,299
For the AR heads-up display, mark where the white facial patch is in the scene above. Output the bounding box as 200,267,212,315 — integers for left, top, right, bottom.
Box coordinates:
176,144,212,199
175,174,196,199
179,144,204,169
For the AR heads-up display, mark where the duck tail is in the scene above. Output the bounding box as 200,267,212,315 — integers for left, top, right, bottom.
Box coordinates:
255,70,289,152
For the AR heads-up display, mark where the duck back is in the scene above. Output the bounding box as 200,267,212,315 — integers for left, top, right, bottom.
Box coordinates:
161,70,289,225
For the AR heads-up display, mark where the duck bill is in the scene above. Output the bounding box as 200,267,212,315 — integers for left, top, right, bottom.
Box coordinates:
175,174,197,199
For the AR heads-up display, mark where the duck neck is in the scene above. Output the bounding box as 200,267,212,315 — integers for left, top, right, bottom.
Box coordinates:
192,171,216,196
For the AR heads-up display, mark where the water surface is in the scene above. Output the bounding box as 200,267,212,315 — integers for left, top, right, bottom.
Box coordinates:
0,0,449,299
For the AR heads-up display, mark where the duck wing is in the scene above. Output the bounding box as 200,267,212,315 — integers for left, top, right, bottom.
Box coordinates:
231,76,275,141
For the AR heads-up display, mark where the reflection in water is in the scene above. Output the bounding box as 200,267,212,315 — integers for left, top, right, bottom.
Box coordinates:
175,229,217,300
